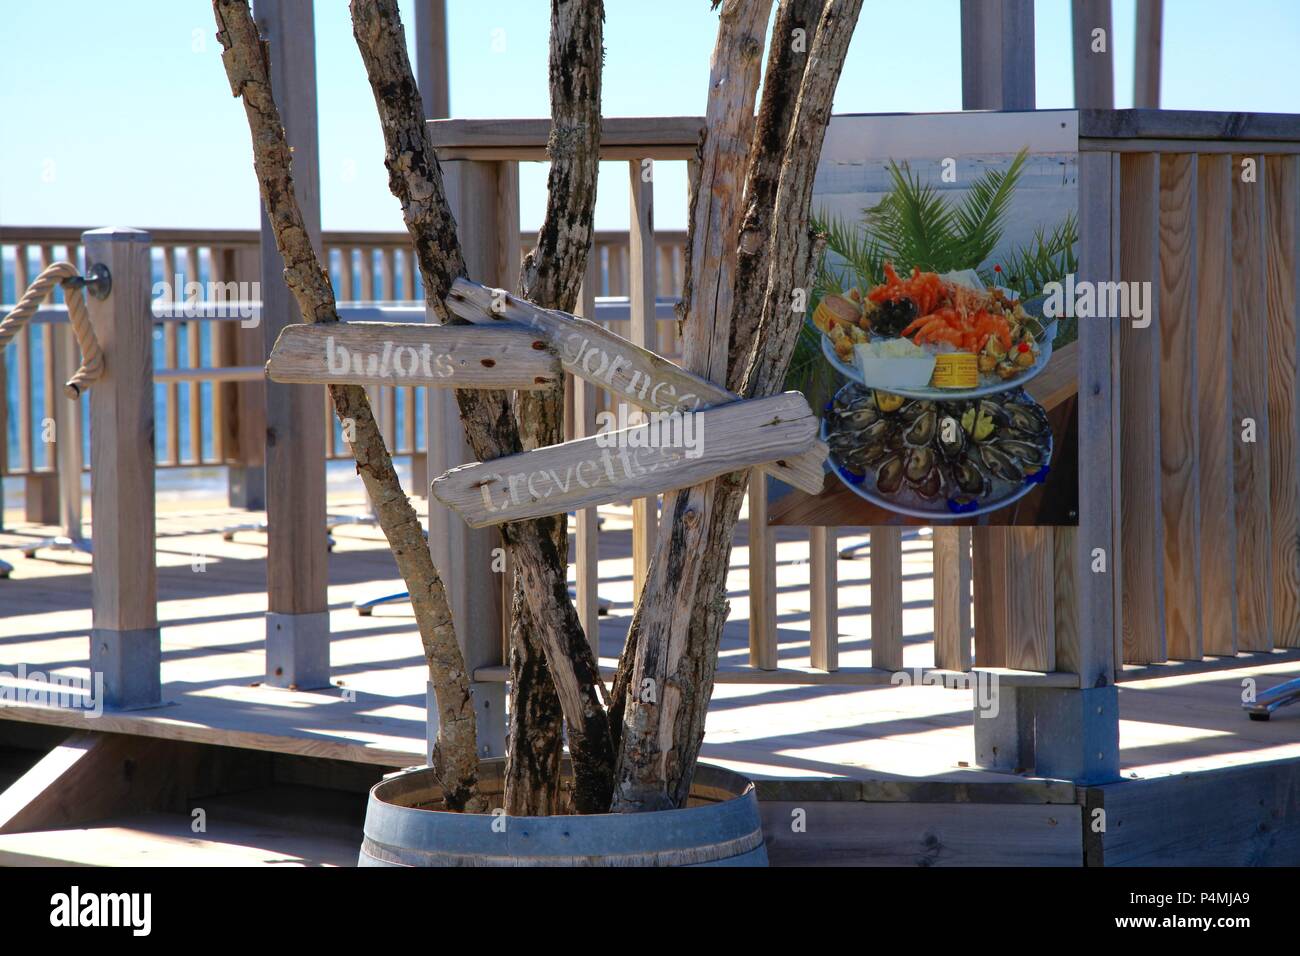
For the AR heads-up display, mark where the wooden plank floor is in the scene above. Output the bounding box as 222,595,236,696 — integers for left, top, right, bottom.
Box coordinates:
2,496,1298,787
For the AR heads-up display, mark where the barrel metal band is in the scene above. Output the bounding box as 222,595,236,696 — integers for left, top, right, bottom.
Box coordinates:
360,826,764,867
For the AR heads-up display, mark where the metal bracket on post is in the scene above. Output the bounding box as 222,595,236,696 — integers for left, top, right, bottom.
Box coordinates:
67,263,112,300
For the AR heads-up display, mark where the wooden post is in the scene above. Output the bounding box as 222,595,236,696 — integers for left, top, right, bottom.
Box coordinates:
428,159,510,759
84,227,159,710
962,0,1121,782
414,0,450,120
628,159,658,597
1133,0,1163,109
256,0,330,689
959,0,1035,111
1072,0,1115,109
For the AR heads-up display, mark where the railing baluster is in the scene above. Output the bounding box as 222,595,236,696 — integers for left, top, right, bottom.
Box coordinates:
15,246,33,475
809,526,839,672
163,246,180,466
748,474,778,670
870,526,903,671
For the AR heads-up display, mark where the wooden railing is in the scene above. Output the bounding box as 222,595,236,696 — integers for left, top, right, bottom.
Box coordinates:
7,111,1299,696
0,226,687,514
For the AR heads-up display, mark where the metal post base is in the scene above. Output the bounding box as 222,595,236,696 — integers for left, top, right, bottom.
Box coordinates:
1244,676,1300,720
266,610,331,689
972,684,1120,785
973,684,1035,772
428,679,505,763
23,535,93,560
90,626,162,711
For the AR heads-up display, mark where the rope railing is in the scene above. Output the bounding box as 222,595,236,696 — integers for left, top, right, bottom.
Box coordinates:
0,261,105,397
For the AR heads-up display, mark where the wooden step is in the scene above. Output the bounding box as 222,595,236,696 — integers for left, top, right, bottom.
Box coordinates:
0,812,359,866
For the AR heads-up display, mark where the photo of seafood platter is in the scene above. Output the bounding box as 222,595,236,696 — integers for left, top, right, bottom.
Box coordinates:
773,112,1081,526
813,265,1056,399
822,384,1053,518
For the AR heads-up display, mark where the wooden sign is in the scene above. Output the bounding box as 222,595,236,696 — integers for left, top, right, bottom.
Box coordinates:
445,278,826,494
431,392,820,528
266,322,561,390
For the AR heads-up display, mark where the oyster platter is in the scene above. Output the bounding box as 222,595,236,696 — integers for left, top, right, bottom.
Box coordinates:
822,384,1053,519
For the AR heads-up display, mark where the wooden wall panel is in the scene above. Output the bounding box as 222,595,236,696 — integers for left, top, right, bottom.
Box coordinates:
1157,152,1203,660
1231,153,1275,651
1195,154,1239,656
1265,155,1300,647
933,527,972,671
1004,528,1056,671
1119,153,1167,662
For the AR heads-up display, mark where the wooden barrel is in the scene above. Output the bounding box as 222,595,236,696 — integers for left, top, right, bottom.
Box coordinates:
359,759,767,867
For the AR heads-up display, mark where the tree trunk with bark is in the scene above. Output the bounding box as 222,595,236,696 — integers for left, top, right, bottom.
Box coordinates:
612,0,863,812
505,0,605,816
211,0,485,813
349,0,616,814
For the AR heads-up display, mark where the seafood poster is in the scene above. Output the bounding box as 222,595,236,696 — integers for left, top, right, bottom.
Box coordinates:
790,110,1079,526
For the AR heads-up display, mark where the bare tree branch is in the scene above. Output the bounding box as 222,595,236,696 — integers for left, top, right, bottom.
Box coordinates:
505,0,605,815
613,0,861,811
727,0,823,387
611,0,774,812
211,0,485,812
349,0,616,813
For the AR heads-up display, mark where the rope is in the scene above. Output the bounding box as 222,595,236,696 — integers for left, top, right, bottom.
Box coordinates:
0,261,105,398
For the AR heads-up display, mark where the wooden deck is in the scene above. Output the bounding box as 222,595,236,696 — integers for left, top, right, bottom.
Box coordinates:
3,496,1296,788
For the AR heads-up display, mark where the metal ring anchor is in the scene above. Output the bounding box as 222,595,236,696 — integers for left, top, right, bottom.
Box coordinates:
66,262,112,300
